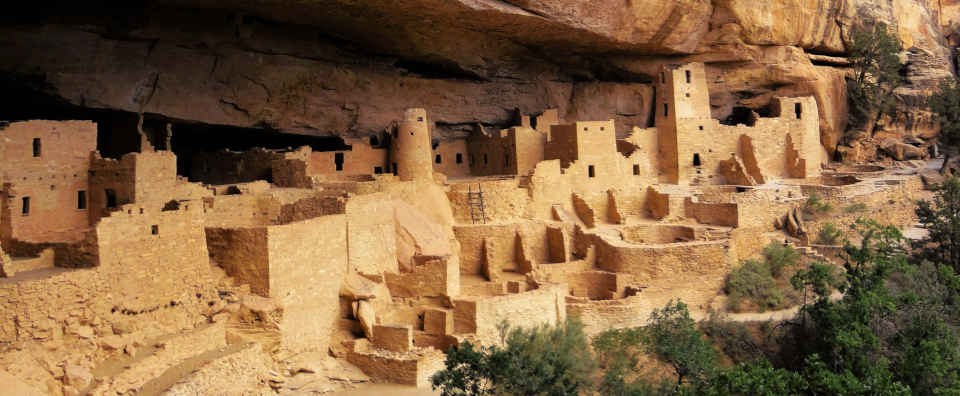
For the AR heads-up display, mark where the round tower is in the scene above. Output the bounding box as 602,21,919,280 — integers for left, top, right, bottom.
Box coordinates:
390,108,434,181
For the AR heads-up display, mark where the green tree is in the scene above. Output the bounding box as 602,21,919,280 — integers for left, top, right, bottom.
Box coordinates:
431,319,595,396
790,261,842,309
916,177,960,272
928,79,960,150
846,24,904,139
644,300,718,387
685,361,807,396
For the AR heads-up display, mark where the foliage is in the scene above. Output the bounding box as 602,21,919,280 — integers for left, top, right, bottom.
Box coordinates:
763,243,800,278
431,319,595,396
844,202,869,214
592,327,663,396
816,222,843,245
790,261,843,308
683,361,808,396
846,24,904,136
804,191,832,215
724,259,783,312
644,300,718,386
916,177,960,272
928,79,960,148
698,312,766,365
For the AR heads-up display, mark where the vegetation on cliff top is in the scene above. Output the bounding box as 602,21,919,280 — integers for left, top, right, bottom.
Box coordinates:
846,24,904,141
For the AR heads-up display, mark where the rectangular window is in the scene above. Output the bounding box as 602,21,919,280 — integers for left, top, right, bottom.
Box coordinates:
392,163,398,176
795,103,803,119
483,153,488,165
663,103,668,117
21,196,30,215
32,138,41,157
435,154,442,164
633,164,640,176
374,166,383,174
660,72,665,83
334,152,344,172
77,190,87,210
151,225,159,235
456,153,463,164
588,165,595,178
685,70,691,83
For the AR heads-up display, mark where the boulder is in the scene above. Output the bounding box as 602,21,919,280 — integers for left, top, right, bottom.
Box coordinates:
395,201,452,272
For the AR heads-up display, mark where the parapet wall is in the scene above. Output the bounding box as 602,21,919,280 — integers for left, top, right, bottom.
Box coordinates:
454,283,567,344
587,233,731,282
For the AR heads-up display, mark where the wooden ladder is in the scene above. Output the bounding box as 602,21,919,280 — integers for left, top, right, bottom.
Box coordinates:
468,184,487,224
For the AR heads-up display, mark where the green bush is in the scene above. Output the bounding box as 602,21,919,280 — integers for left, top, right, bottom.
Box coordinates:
763,243,799,278
816,223,843,245
805,191,833,215
431,319,595,396
699,312,766,365
724,260,783,312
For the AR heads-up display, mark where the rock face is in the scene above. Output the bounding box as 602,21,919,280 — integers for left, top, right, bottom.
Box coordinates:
0,1,955,150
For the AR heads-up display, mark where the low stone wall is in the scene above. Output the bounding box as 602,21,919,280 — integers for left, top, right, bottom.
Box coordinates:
347,339,445,387
453,283,567,345
567,295,657,335
684,199,739,227
589,233,731,282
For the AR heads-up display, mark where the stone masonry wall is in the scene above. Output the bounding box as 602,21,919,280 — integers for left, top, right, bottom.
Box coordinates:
267,215,347,353
0,121,97,244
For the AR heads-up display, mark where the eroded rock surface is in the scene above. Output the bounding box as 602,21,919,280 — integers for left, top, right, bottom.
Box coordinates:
0,1,955,152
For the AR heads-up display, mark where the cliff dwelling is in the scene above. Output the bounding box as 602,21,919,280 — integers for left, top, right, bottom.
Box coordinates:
0,1,953,395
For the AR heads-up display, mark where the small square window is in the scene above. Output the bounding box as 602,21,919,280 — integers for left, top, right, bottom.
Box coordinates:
417,116,423,122
374,166,383,174
698,125,704,131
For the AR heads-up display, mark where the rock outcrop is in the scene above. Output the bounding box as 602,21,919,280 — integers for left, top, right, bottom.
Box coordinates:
0,1,955,152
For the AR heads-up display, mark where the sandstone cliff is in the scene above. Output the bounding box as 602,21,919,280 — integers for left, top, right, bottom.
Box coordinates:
0,1,956,154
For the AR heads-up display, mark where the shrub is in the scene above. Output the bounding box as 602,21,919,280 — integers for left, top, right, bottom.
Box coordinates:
805,191,833,215
816,223,843,245
699,311,766,365
724,260,783,312
431,319,595,396
763,243,799,278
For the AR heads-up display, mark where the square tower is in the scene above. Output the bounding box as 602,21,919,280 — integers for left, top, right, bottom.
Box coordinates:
655,63,712,184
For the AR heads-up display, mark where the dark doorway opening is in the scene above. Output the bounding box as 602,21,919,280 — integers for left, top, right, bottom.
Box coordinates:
693,153,701,167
